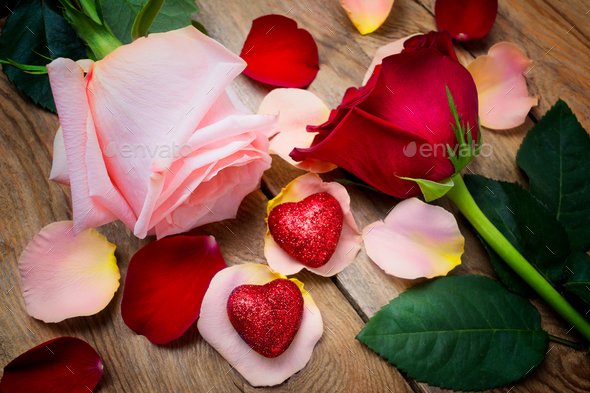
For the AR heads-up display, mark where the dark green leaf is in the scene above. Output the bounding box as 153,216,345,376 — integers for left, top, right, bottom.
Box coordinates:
563,253,590,307
465,175,570,283
357,275,548,390
100,0,198,43
516,100,590,251
0,0,87,111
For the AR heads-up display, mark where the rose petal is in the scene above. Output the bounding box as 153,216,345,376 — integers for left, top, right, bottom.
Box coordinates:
49,127,69,185
264,173,361,276
259,88,336,173
363,31,458,85
0,337,103,393
197,264,323,387
339,0,395,35
240,15,319,88
121,235,226,344
435,0,498,42
362,34,416,85
47,59,123,232
363,198,464,279
132,114,274,239
467,42,538,130
18,221,119,323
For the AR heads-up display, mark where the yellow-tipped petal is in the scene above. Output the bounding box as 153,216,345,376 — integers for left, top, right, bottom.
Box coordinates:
340,0,395,35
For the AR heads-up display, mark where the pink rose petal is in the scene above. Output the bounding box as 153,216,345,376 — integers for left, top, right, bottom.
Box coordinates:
49,127,69,185
340,0,395,35
467,42,538,130
264,173,361,276
363,198,464,279
259,89,336,173
18,221,120,323
47,59,125,232
197,264,323,387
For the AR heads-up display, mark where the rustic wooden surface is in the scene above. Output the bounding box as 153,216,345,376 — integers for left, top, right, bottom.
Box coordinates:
1,0,589,392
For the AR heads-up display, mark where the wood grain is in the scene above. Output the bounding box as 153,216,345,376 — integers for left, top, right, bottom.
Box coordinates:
0,57,413,393
198,0,590,392
1,0,589,392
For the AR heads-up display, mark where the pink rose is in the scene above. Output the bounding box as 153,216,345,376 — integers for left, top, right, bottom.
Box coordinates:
48,27,274,239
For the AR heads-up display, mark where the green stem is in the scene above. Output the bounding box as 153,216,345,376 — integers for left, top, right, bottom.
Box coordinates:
548,334,584,350
59,0,122,59
446,174,590,346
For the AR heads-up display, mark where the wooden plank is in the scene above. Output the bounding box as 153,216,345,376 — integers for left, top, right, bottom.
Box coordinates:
416,0,590,129
196,0,590,391
0,72,413,391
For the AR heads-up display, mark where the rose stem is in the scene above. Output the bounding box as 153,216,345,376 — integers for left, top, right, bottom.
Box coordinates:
446,174,590,347
548,335,585,350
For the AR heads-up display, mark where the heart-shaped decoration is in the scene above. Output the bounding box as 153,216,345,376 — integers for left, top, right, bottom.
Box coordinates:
227,279,304,358
268,192,344,267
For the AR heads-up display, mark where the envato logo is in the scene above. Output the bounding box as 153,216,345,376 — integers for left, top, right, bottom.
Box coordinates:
402,141,493,158
103,142,193,159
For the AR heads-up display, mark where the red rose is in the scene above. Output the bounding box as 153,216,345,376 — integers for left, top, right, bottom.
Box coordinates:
290,47,478,198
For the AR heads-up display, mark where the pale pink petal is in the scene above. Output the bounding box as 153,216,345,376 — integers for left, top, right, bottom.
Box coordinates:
340,0,395,35
47,58,118,232
259,88,336,173
467,42,538,130
362,34,418,85
363,198,464,279
134,114,274,238
197,264,323,387
87,27,246,219
18,221,120,323
75,59,93,73
49,127,69,185
264,173,361,276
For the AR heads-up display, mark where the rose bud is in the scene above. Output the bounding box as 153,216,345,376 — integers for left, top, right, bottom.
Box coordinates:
290,46,479,198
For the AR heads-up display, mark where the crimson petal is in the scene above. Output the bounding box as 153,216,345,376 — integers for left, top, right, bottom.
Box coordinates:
435,0,498,42
0,337,103,393
121,235,226,345
240,14,319,88
403,31,458,62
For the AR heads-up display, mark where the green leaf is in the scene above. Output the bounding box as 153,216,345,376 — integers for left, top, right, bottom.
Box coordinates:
399,177,454,202
100,0,198,43
357,275,548,390
465,175,570,284
131,0,164,40
0,0,87,111
516,100,590,252
563,252,590,306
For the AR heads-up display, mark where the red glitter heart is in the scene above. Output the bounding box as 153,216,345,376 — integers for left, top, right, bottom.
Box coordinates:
268,192,343,267
227,279,304,358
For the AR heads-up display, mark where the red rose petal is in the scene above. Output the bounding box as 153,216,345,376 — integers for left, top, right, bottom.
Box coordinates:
240,14,320,88
435,0,498,42
121,235,226,345
0,337,103,393
403,31,458,62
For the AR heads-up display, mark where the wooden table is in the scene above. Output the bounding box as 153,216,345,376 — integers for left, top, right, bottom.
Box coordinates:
1,0,589,391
